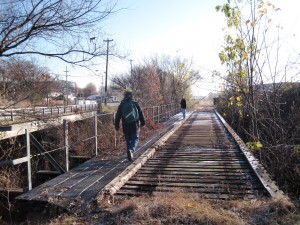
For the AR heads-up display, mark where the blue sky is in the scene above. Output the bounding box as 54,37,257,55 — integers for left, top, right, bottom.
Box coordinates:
104,0,224,55
91,0,226,96
49,0,300,96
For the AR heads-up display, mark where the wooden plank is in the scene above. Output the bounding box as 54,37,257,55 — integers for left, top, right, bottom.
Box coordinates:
133,173,255,180
116,189,258,200
138,166,252,172
153,150,243,154
40,159,124,199
142,161,249,167
136,170,254,177
140,165,250,170
123,181,262,189
17,157,120,201
149,157,245,161
127,177,261,187
119,184,259,194
155,150,243,154
157,148,242,152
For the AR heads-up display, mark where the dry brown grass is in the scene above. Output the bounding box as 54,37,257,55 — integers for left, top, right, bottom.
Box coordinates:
100,191,243,225
48,191,300,225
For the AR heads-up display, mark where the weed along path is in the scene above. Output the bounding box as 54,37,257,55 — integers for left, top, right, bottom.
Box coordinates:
16,110,289,214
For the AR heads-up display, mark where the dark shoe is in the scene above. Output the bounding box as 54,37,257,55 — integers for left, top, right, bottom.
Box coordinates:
127,150,133,161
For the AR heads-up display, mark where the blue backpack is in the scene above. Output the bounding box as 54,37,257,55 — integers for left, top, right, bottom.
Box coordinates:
121,100,139,124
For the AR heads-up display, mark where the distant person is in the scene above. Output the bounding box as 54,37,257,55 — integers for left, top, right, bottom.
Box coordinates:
115,90,145,161
180,96,187,119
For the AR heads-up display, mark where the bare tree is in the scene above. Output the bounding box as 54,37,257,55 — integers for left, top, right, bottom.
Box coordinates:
145,55,201,103
82,82,97,97
112,55,202,106
0,0,117,65
0,59,57,107
111,66,161,106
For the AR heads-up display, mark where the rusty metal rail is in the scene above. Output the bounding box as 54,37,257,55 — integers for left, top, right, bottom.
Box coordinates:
113,111,272,199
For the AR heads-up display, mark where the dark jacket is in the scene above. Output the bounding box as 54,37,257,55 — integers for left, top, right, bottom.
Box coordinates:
115,97,145,135
180,98,187,109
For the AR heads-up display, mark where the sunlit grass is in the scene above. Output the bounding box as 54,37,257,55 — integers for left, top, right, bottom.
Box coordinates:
49,191,300,225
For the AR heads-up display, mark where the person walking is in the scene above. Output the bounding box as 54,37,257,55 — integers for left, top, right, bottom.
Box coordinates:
115,90,145,161
180,96,187,119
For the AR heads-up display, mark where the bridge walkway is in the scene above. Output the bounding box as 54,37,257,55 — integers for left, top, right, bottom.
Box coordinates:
15,113,185,208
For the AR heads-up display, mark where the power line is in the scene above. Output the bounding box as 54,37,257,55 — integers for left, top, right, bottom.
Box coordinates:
70,74,100,78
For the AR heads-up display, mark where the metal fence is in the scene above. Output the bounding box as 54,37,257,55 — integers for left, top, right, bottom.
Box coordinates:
0,104,99,122
0,103,181,192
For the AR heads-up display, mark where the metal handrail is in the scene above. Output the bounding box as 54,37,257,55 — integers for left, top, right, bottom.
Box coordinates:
0,104,98,122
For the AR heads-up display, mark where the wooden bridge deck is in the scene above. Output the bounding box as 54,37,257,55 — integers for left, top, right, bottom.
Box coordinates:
16,111,287,209
115,112,265,199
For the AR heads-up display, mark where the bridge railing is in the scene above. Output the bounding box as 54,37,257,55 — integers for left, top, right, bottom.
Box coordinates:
0,104,99,122
0,103,181,192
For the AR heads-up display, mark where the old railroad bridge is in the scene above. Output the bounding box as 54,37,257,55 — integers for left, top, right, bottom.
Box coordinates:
1,107,289,210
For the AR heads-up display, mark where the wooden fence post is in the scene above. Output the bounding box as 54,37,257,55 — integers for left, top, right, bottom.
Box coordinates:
25,129,32,191
63,119,69,172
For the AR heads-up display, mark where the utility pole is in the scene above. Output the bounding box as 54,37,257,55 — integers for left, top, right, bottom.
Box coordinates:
102,72,105,96
129,59,134,76
103,38,113,105
96,70,105,97
64,66,70,105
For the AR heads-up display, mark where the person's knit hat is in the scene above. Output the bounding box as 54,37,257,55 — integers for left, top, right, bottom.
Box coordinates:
124,89,133,98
